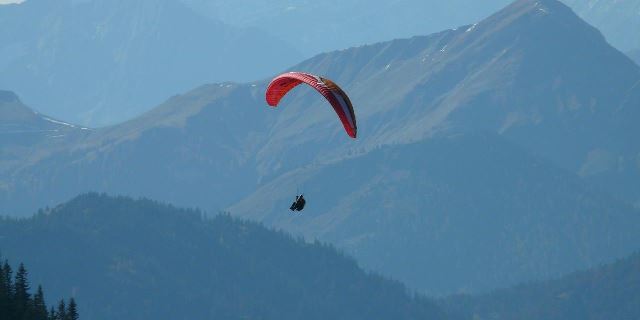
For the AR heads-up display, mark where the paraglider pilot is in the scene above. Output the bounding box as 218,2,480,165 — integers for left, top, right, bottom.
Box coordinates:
290,194,306,212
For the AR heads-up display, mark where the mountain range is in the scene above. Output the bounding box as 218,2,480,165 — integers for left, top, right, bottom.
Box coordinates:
1,0,639,294
180,0,511,56
180,0,640,55
0,0,301,126
2,0,636,128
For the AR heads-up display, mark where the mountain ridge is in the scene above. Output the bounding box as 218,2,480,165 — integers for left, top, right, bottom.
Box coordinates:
561,0,640,52
0,0,302,126
0,90,90,175
180,0,640,58
0,193,450,320
629,49,640,66
445,251,640,320
260,0,640,203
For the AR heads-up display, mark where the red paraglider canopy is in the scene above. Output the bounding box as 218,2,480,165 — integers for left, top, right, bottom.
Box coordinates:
265,72,357,138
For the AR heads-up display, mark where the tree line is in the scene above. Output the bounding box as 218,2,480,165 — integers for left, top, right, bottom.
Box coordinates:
0,259,78,320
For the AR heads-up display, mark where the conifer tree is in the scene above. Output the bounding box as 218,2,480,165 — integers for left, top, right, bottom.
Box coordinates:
49,306,56,320
0,261,11,320
56,300,67,320
66,298,79,320
33,286,48,320
2,262,14,320
1,261,13,297
14,263,31,319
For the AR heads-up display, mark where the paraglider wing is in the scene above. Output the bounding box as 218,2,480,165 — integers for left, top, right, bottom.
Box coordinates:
265,72,357,138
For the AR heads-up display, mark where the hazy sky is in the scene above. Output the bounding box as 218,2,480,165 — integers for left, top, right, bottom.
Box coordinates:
0,0,24,4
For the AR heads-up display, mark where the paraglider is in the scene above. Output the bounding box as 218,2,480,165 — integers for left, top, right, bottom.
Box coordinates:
265,72,357,138
266,72,357,213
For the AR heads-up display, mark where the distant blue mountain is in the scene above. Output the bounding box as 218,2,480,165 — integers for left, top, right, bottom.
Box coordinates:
0,0,302,126
445,251,640,320
180,0,640,54
180,0,511,56
562,0,640,51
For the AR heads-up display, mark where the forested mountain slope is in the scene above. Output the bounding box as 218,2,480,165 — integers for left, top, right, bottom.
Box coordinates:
0,194,448,320
445,252,640,320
